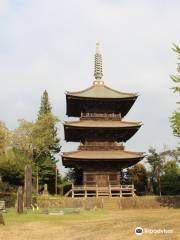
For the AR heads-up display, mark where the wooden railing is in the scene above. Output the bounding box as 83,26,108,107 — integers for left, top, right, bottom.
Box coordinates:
80,112,121,120
65,184,135,198
78,142,124,151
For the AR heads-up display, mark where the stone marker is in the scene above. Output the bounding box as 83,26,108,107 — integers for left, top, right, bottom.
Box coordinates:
17,186,23,214
43,184,49,196
24,165,32,208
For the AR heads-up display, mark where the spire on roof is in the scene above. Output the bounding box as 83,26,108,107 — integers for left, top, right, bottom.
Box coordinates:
93,43,104,85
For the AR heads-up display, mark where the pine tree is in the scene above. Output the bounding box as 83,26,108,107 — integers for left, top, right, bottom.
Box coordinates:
38,90,52,117
35,90,61,193
37,89,60,155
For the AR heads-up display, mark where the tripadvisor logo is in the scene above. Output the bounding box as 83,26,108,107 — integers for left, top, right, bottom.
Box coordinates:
135,227,143,235
135,227,173,235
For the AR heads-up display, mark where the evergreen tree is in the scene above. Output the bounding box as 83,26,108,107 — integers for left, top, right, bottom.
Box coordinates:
38,90,52,117
35,90,61,193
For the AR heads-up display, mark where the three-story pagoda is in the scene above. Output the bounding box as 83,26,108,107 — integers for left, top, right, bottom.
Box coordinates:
62,43,144,189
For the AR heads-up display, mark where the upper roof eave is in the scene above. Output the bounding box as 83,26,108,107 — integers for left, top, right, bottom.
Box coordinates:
65,84,138,99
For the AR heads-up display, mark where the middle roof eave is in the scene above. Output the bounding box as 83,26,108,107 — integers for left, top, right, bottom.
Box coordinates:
62,150,145,160
64,120,142,128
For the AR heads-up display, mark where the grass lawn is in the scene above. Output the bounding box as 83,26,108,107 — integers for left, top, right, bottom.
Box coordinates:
0,208,180,240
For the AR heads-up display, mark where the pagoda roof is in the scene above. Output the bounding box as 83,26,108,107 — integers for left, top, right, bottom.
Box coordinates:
62,150,144,160
66,84,138,99
64,120,142,128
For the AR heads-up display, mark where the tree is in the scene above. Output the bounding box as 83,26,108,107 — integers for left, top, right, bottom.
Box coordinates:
0,148,32,187
66,168,83,185
146,146,180,195
13,115,60,163
128,163,148,195
38,90,52,117
33,113,60,157
35,90,61,193
163,160,179,175
0,121,34,190
12,120,34,160
0,91,61,194
12,115,60,193
171,44,180,92
161,160,180,195
146,147,164,196
170,44,180,142
12,90,61,194
35,90,60,193
0,121,10,155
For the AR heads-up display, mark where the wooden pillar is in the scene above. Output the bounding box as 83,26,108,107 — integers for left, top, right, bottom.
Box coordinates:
109,184,112,197
72,183,74,198
17,186,23,214
96,184,98,198
120,185,122,197
83,172,86,185
101,198,104,208
132,184,135,197
24,165,32,208
84,184,87,198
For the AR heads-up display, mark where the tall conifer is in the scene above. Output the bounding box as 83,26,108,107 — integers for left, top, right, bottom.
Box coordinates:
38,90,52,117
35,90,61,193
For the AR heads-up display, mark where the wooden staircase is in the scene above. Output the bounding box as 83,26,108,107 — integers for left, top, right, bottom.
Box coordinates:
102,197,119,210
97,187,111,196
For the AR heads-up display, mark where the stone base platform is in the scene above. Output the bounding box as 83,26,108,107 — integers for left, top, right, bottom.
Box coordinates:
36,196,180,210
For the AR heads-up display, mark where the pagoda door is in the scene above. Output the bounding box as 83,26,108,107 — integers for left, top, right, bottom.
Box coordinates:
96,174,109,187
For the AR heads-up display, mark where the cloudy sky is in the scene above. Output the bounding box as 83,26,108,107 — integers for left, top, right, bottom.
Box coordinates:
0,0,180,170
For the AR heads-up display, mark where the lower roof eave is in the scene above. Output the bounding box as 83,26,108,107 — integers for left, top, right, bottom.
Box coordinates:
62,156,144,162
62,157,143,169
61,150,145,160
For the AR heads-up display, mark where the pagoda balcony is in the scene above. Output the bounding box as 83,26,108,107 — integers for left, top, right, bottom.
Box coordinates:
78,141,124,151
65,184,136,197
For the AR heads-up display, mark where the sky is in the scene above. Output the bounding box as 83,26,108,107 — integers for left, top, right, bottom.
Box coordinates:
0,0,180,172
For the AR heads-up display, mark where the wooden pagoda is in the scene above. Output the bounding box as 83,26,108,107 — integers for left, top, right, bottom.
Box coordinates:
62,43,144,197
